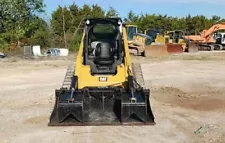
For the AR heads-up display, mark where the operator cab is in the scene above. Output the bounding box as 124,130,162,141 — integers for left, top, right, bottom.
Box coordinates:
83,18,124,75
220,33,225,44
216,33,225,45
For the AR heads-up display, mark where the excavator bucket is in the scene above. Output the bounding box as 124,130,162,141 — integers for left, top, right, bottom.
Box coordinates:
144,44,168,57
166,43,183,54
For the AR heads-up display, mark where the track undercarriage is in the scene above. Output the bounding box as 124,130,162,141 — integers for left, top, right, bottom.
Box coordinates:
199,44,225,51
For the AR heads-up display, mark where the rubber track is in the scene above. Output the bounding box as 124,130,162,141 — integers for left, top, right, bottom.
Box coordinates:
132,63,146,88
62,62,75,89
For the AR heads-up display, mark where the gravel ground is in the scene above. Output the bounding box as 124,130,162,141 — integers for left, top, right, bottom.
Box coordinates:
1,52,225,143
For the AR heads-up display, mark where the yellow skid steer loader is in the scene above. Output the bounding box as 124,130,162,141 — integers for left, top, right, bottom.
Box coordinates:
48,18,155,126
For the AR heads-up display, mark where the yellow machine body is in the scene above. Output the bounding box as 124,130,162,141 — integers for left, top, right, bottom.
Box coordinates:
164,30,187,51
75,27,132,89
48,18,155,126
125,24,138,43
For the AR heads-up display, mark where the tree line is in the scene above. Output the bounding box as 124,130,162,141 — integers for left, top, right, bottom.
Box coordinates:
0,0,48,51
125,11,225,34
1,0,225,51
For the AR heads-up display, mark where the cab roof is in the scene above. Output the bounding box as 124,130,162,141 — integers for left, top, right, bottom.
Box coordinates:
84,18,122,25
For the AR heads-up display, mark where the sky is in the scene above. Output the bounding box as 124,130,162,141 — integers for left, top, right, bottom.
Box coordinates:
43,0,225,20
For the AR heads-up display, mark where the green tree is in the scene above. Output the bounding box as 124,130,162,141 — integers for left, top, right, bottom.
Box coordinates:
0,0,46,49
124,10,140,23
91,4,105,18
4,0,44,41
69,3,80,32
29,17,50,48
105,7,119,18
211,15,221,24
80,4,92,18
51,6,71,36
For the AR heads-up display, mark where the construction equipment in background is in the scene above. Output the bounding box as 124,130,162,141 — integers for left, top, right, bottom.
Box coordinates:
125,25,198,57
164,30,187,52
125,25,138,43
215,32,225,46
145,29,184,54
186,23,225,51
48,18,155,126
125,26,168,57
146,29,198,53
165,30,199,53
128,32,168,57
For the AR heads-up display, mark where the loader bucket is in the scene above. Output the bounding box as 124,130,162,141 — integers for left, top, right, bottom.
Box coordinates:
144,44,168,57
166,43,183,54
48,88,155,126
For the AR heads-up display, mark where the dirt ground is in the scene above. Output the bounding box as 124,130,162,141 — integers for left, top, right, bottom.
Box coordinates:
1,52,225,143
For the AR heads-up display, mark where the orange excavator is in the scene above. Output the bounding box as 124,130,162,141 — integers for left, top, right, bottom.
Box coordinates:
186,23,225,51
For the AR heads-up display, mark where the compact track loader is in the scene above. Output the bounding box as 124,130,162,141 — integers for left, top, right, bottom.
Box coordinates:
48,18,155,126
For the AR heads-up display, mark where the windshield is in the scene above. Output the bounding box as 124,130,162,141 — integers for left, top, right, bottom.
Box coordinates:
174,31,183,39
93,24,116,34
126,26,137,41
146,30,160,41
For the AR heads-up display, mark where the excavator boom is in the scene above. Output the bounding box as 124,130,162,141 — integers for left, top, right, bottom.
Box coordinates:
202,23,225,38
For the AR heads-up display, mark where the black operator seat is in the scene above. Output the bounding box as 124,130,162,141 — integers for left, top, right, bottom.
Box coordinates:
94,42,115,65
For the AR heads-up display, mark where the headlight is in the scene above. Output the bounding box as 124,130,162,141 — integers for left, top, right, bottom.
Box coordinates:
118,20,122,25
86,20,90,25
